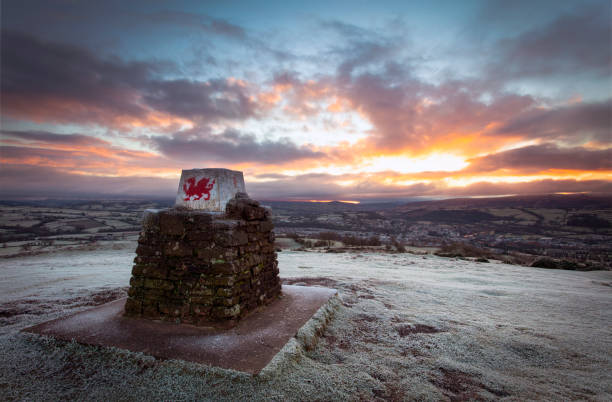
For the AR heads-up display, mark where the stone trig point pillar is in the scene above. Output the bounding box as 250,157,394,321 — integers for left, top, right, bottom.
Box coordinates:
124,168,281,326
175,168,246,211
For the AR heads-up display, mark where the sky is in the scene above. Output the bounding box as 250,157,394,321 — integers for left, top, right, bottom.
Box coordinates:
1,0,611,202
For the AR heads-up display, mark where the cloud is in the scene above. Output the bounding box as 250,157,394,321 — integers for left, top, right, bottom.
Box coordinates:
1,8,610,201
334,70,541,153
1,163,610,201
152,129,325,164
142,79,256,121
307,5,611,155
0,30,256,128
467,143,612,173
0,164,176,199
1,130,111,147
495,100,612,144
1,30,153,124
489,3,611,78
145,10,246,39
0,130,169,175
248,173,612,200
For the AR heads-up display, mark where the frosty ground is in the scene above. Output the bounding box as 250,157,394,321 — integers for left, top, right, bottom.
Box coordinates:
0,246,611,401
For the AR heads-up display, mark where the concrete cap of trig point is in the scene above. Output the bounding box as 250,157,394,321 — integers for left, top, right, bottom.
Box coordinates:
174,168,246,211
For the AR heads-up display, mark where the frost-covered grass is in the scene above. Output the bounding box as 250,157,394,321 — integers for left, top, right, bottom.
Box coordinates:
1,249,611,400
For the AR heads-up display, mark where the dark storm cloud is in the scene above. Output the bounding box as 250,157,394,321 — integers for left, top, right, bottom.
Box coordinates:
152,129,324,164
1,130,110,147
1,30,154,120
468,144,612,173
488,4,611,78
0,30,256,126
496,100,612,144
142,79,256,121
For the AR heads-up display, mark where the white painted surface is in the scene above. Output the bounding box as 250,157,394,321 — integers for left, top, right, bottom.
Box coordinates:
174,168,246,211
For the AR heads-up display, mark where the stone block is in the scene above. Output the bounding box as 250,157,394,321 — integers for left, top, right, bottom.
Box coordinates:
144,278,174,291
192,212,213,226
216,287,235,297
215,296,240,307
163,241,192,257
135,243,159,256
142,209,161,232
159,211,185,236
191,304,211,316
191,287,214,297
159,303,188,317
141,265,168,279
190,295,214,305
210,261,238,274
214,276,236,287
212,304,240,318
142,288,166,300
124,298,142,315
133,255,161,265
142,301,159,318
127,287,143,298
129,276,144,288
259,221,274,232
187,231,214,242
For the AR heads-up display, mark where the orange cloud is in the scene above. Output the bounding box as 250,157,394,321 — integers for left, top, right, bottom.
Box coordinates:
3,93,194,132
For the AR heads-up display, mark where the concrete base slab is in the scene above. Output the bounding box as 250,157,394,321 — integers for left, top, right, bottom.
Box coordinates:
23,285,338,375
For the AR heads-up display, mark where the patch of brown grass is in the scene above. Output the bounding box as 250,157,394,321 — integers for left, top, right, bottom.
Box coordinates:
396,324,441,337
430,367,510,401
435,242,492,259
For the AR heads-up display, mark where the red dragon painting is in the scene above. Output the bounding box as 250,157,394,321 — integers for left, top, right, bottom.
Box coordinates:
183,177,216,201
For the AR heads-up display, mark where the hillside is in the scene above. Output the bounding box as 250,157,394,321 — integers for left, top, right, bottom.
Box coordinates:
0,248,610,400
391,193,612,211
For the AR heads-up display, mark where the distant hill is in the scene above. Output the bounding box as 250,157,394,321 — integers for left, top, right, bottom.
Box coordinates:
262,200,402,213
390,193,612,212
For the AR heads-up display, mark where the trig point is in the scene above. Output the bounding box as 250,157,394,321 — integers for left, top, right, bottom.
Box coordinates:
124,168,281,325
175,168,246,211
24,167,338,374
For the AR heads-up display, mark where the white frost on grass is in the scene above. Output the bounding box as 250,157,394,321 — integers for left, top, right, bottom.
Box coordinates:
0,249,132,302
0,249,133,333
0,249,611,400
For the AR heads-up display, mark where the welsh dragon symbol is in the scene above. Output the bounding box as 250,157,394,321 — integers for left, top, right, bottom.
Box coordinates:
183,177,215,201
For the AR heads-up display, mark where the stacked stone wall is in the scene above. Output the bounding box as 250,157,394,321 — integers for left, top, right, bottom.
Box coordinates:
124,193,281,325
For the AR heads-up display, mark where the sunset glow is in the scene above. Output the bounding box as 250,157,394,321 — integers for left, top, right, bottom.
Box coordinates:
305,200,361,204
0,1,610,200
